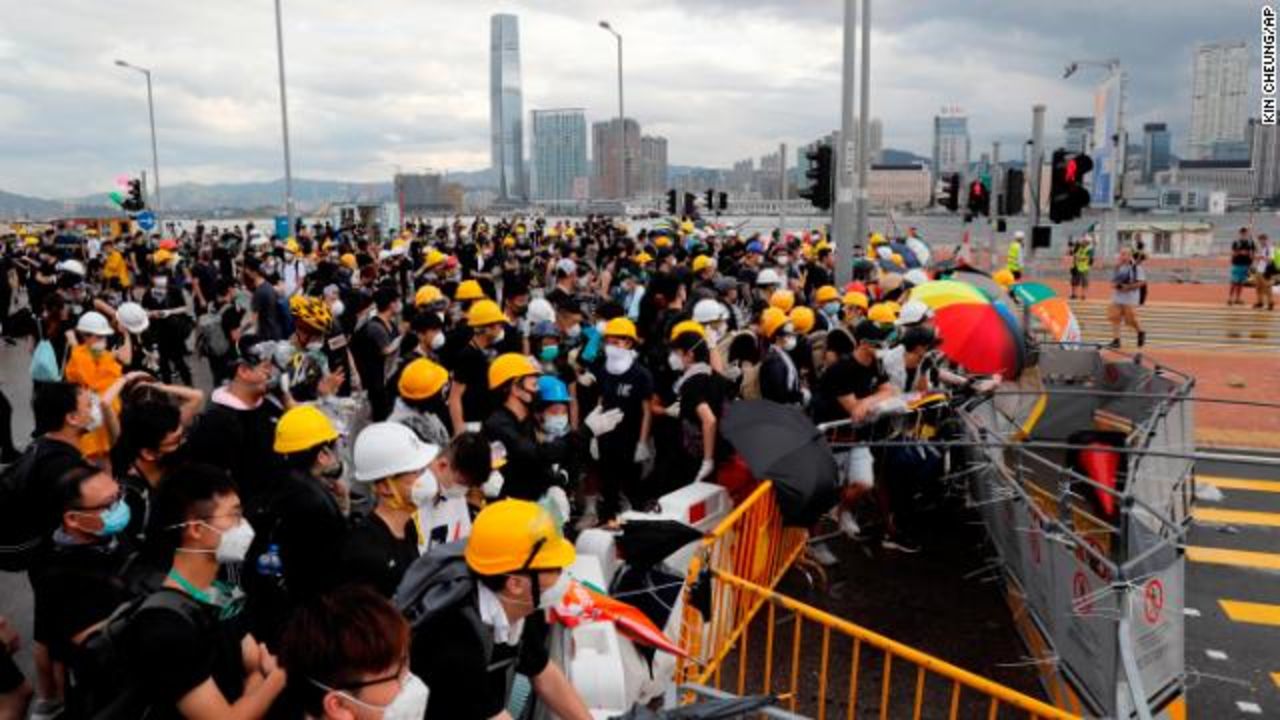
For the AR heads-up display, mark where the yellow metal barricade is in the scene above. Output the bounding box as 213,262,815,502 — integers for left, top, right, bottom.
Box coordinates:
692,570,1078,720
676,481,809,685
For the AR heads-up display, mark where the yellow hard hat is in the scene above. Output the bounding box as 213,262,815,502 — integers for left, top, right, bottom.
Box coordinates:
467,299,505,327
814,285,840,304
488,352,539,390
669,320,706,343
23,236,38,246
285,238,301,254
274,404,340,454
391,238,408,250
503,235,516,248
340,253,357,269
153,249,174,265
603,317,638,341
843,291,870,310
760,307,791,339
289,295,333,332
870,232,887,246
769,289,795,313
654,235,673,249
789,306,816,335
634,251,653,265
679,220,695,235
424,249,447,268
992,268,1015,288
465,499,576,575
398,358,449,400
414,284,444,307
565,228,576,238
868,303,898,324
691,255,714,273
455,279,486,301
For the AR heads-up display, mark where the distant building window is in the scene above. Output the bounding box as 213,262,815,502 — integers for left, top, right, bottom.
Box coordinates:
1153,231,1172,255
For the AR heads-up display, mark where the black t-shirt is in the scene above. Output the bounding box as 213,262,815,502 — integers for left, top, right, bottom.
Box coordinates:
125,589,243,719
678,371,734,460
812,355,889,425
251,282,284,340
184,400,282,504
453,343,493,423
412,595,551,720
597,362,654,451
1232,238,1257,266
338,511,419,598
30,540,135,657
352,316,394,391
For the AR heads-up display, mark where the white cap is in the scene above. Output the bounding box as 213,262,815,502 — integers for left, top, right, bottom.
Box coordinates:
903,268,930,288
1014,230,1025,239
57,259,86,277
755,268,783,287
76,311,114,336
692,298,730,324
555,258,577,276
116,302,150,335
526,297,555,325
352,422,438,482
895,299,933,327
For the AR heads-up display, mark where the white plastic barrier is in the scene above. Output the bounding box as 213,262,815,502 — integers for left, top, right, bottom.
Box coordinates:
551,554,632,719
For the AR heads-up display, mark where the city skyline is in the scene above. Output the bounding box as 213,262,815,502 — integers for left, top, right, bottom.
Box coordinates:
490,13,525,201
0,1,1265,198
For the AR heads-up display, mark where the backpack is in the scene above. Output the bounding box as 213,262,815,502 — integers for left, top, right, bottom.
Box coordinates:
0,440,56,571
195,310,231,358
72,589,208,720
31,339,64,382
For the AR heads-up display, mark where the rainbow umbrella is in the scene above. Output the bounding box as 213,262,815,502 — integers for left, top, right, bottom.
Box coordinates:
934,300,1026,378
1012,282,1080,342
909,279,990,310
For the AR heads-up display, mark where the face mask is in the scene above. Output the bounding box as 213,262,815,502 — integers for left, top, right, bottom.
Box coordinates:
706,327,723,345
441,482,468,500
410,469,440,507
537,571,572,610
154,276,169,289
594,320,607,334
604,345,635,375
565,324,582,340
319,455,345,481
539,345,560,363
782,335,798,352
305,339,323,352
82,396,104,433
430,332,446,351
543,413,570,438
314,672,431,720
330,300,345,317
722,363,743,382
89,338,108,354
823,301,841,317
491,327,506,344
206,519,256,564
482,471,504,499
90,499,131,537
668,351,685,372
776,256,790,266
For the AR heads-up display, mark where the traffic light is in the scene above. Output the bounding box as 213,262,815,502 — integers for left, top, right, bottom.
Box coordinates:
122,179,145,212
1004,169,1025,215
705,188,715,211
966,178,989,217
798,142,833,210
939,173,960,212
665,189,677,215
683,192,696,217
718,192,728,212
1049,150,1093,223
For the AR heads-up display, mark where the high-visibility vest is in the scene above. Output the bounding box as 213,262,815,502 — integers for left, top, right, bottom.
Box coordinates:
1007,241,1023,272
1074,244,1093,273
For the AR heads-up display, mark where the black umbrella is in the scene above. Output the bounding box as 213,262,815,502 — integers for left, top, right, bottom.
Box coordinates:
617,518,706,570
721,400,838,526
609,695,777,719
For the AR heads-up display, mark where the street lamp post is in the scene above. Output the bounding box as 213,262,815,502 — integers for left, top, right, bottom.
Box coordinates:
114,59,161,220
599,20,626,201
1064,58,1124,260
275,0,296,235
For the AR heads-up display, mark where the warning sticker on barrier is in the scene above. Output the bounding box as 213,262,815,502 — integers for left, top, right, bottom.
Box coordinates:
1144,579,1164,625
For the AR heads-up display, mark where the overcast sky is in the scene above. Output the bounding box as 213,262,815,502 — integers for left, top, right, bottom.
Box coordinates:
0,0,1263,197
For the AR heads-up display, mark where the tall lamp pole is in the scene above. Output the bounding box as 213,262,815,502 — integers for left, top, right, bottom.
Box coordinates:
599,21,626,201
114,60,161,221
275,0,296,235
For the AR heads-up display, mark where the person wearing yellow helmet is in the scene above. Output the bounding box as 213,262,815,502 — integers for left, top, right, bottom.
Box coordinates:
390,357,452,446
667,320,729,485
595,316,655,520
758,307,806,408
400,498,591,720
447,298,507,433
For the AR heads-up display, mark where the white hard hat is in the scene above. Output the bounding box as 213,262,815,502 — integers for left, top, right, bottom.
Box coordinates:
75,311,114,336
352,422,438,482
903,268,930,288
57,259,86,277
526,297,555,325
755,268,783,287
116,302,150,335
895,299,933,327
692,298,730,324
1014,230,1026,239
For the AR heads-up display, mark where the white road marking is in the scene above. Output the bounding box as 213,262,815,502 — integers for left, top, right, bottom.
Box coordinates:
1184,607,1201,617
1206,649,1229,660
1236,700,1262,714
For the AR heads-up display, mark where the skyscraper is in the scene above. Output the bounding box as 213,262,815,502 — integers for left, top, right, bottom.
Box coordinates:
1189,41,1249,160
638,135,669,197
490,14,525,201
531,109,587,201
1250,118,1280,202
932,109,969,177
1141,122,1172,183
869,118,884,164
591,118,640,200
1063,117,1095,154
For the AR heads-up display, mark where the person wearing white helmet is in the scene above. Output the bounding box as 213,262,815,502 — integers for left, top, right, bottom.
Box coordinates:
691,298,731,345
754,268,784,305
339,422,437,597
64,312,131,463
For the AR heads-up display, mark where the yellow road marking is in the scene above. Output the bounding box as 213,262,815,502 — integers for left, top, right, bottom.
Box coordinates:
1219,599,1280,627
1194,507,1280,528
1186,546,1280,571
1198,476,1280,494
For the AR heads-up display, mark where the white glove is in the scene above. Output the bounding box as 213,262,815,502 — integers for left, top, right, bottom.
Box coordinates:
541,486,571,526
663,402,681,418
801,387,812,407
634,442,653,464
577,370,596,387
695,459,715,482
589,437,600,460
584,407,624,437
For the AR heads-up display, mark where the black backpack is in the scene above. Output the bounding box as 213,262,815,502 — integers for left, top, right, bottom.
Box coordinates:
72,589,208,719
0,440,57,571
